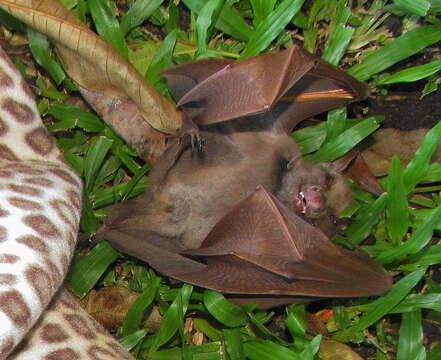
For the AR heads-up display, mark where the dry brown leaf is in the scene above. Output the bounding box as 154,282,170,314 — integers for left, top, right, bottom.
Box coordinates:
0,0,182,139
79,286,138,331
306,312,329,336
79,86,169,163
362,128,441,176
319,340,364,360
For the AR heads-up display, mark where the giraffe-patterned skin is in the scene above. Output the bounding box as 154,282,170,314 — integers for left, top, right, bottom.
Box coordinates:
0,46,133,359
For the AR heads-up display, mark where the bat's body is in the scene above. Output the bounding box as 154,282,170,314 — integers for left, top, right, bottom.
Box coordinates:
101,46,392,304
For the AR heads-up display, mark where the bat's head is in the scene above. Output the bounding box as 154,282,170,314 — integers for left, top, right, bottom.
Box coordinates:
278,158,353,235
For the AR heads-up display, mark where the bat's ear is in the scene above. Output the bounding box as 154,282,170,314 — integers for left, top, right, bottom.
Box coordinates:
323,151,384,196
325,151,357,173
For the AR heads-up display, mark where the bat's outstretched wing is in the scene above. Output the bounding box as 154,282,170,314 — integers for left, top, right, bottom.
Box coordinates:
172,186,391,298
162,45,369,131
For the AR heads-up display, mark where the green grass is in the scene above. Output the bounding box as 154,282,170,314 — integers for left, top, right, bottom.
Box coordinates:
2,0,440,359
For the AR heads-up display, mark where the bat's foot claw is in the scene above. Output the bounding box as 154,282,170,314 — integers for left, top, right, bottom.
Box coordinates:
192,134,205,153
179,116,205,153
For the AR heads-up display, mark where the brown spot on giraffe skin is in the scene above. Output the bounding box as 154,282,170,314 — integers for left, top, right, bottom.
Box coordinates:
23,214,61,238
57,153,68,163
49,168,80,187
24,177,54,187
8,197,43,211
21,78,35,100
8,184,41,197
0,290,31,327
0,50,16,68
0,118,8,136
61,253,70,271
0,68,13,87
0,170,13,178
50,199,76,228
25,127,55,155
0,274,17,285
90,317,110,336
58,291,78,311
40,323,69,343
0,254,19,263
64,314,97,339
5,162,33,170
44,348,80,360
0,207,10,217
67,232,77,250
43,258,62,285
16,168,44,176
67,189,82,209
0,144,19,161
25,265,54,305
107,342,133,359
17,235,49,255
88,345,120,360
0,337,15,358
0,226,7,242
2,98,35,124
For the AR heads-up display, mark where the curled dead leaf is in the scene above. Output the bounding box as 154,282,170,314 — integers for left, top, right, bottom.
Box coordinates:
319,340,364,360
79,286,138,331
362,128,441,176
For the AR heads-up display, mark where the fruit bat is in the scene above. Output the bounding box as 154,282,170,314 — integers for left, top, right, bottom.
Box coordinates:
99,45,391,307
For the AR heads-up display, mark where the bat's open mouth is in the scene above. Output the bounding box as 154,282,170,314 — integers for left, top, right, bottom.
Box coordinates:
295,186,325,219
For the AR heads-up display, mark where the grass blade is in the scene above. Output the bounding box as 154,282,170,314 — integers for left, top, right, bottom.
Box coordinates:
83,136,113,192
396,310,426,360
391,294,441,313
146,30,178,90
223,328,245,360
203,290,248,327
244,340,302,360
68,241,119,297
47,104,105,132
121,0,165,34
89,0,128,58
377,205,441,264
403,244,441,267
182,0,253,41
334,267,427,342
403,121,441,192
122,277,161,336
292,122,326,154
150,284,193,353
346,192,388,244
348,25,441,81
249,0,277,27
240,0,305,58
393,0,430,16
306,116,381,163
386,157,409,245
27,27,65,85
376,59,441,85
195,0,226,57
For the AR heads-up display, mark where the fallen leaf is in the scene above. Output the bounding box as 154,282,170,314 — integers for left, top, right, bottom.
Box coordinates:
79,286,138,331
362,128,441,176
319,340,364,360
